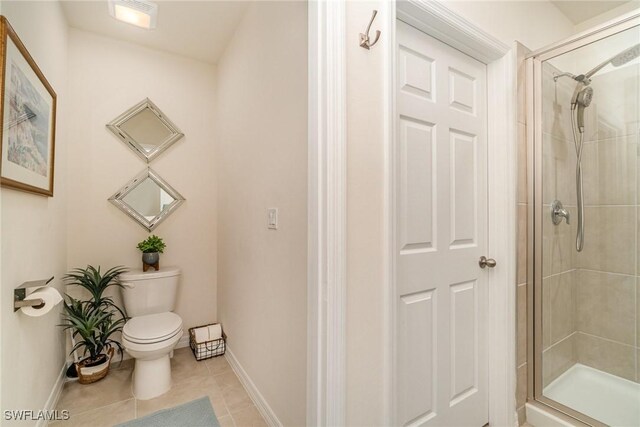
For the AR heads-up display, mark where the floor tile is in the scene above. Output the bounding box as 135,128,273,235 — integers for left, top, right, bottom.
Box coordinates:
205,355,233,376
218,415,236,427
136,374,228,419
221,384,254,413
52,399,135,427
54,346,266,427
231,405,268,427
170,347,211,385
56,367,134,415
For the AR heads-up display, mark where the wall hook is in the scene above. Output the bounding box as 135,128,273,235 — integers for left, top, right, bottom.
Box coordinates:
359,10,381,50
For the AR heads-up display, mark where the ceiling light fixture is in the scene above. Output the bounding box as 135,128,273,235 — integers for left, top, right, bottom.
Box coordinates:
108,0,158,30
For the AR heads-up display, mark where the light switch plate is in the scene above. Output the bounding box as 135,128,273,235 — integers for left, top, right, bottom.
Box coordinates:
268,208,278,230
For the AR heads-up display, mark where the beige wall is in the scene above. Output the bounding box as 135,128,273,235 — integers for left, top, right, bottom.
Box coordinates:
215,2,308,426
344,1,575,425
65,29,218,331
0,1,68,423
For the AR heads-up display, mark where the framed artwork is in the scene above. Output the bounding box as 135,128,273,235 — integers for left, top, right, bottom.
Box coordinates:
0,16,56,196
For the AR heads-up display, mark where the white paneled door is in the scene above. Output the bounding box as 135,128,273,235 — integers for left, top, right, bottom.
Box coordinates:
395,20,488,427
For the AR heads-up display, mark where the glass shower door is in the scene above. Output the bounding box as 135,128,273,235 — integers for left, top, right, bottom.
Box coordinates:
533,19,640,427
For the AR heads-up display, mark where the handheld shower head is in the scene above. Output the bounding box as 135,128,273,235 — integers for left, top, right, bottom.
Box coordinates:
576,86,593,131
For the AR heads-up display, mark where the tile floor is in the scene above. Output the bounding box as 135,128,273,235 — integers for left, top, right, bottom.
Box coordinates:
52,348,267,427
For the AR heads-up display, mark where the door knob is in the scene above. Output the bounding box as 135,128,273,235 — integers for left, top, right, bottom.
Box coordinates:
479,256,497,269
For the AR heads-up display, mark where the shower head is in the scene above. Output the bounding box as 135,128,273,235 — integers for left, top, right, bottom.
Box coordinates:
584,43,640,79
577,85,593,108
576,86,593,131
611,43,640,66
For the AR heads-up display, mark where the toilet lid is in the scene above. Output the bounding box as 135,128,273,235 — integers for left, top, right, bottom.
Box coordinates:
123,312,183,344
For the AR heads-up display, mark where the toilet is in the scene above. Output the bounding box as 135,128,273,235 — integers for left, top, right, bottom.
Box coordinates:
120,267,183,400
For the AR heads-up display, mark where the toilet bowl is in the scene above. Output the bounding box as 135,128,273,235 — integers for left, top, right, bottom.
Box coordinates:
119,267,183,400
122,312,183,400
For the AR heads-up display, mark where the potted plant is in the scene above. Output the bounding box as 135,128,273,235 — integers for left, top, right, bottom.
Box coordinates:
137,235,166,272
60,265,128,384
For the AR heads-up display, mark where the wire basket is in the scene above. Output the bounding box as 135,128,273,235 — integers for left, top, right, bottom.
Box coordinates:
188,323,226,361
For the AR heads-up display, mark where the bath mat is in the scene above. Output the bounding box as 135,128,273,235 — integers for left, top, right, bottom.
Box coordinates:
115,396,219,427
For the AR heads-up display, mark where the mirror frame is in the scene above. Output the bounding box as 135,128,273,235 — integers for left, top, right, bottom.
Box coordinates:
106,98,184,163
108,168,185,231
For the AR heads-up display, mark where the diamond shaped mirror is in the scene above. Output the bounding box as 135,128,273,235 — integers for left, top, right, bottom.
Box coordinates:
109,168,185,231
107,98,184,163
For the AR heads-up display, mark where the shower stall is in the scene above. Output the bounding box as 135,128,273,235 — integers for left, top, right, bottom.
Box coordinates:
527,11,640,427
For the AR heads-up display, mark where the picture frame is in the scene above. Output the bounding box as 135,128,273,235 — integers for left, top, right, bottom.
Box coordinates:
0,16,57,196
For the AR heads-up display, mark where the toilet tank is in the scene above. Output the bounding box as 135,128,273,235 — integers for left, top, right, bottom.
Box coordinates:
119,267,180,317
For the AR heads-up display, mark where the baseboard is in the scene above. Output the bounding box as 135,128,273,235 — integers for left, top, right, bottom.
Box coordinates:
176,333,190,349
38,362,67,427
225,346,282,427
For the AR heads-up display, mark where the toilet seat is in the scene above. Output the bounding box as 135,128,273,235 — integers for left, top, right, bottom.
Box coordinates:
123,312,183,344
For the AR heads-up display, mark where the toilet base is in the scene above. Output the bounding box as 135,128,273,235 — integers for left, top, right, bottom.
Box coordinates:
132,355,172,400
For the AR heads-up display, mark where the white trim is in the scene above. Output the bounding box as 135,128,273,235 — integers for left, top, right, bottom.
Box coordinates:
225,348,282,427
39,362,67,427
382,2,397,426
486,49,518,427
384,1,516,426
396,0,509,64
307,1,347,426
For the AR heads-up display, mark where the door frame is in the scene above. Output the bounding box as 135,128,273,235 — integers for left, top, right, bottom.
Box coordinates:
308,1,518,425
383,1,517,426
307,1,347,426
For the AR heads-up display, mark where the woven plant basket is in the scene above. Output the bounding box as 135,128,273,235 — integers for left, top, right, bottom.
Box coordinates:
76,347,114,385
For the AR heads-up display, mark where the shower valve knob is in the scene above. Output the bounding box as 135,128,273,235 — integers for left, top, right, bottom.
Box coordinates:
479,256,497,269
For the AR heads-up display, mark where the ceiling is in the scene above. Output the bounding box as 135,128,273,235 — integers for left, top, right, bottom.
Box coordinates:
61,1,250,64
550,0,634,25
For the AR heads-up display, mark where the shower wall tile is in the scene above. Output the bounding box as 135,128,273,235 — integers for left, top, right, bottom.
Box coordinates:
576,206,636,275
582,136,638,206
517,283,527,367
542,276,551,350
584,64,640,143
543,205,576,277
575,332,636,382
548,270,576,345
516,363,527,408
542,63,576,142
515,43,530,425
518,123,528,205
543,133,577,206
517,204,528,285
637,279,640,354
516,43,529,127
542,333,576,387
576,270,636,346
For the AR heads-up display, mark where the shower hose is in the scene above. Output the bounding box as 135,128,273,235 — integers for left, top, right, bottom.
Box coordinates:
571,112,585,252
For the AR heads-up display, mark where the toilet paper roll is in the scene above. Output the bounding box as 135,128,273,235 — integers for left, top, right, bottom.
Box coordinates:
20,287,63,317
194,327,209,343
207,324,222,340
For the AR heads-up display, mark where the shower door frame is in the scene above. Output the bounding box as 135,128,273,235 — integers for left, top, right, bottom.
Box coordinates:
526,11,640,427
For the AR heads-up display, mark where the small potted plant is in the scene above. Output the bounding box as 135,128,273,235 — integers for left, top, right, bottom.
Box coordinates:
60,265,128,384
137,235,166,272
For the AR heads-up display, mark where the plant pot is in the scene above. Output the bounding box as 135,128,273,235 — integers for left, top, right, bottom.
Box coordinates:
76,347,114,384
142,252,160,265
142,252,160,271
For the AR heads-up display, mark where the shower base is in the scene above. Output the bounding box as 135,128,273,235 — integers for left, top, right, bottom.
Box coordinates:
544,363,640,426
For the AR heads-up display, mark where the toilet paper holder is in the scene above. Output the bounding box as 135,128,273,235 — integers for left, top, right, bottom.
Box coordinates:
14,276,54,312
